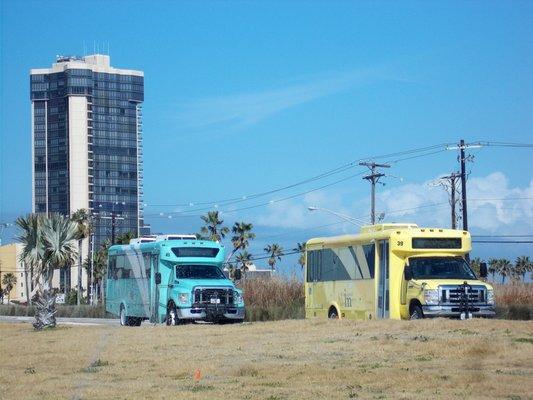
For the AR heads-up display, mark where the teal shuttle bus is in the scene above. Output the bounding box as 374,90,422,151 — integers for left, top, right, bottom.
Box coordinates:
106,238,245,326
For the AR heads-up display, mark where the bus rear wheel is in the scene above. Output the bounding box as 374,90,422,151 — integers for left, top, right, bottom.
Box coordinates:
120,305,132,326
328,307,339,319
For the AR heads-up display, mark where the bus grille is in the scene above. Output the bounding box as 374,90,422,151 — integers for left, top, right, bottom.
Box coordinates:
194,288,234,305
439,285,486,305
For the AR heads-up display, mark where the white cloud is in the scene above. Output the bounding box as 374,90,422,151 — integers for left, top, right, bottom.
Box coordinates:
379,172,533,232
176,68,393,131
253,172,533,235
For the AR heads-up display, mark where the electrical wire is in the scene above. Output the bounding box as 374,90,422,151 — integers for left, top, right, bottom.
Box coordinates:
145,142,454,209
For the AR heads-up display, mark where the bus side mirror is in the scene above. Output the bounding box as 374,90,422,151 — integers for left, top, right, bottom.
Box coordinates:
234,268,242,281
479,262,488,278
404,266,413,281
155,272,161,285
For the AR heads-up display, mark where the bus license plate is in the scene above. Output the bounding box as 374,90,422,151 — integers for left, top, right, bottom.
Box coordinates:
210,298,220,304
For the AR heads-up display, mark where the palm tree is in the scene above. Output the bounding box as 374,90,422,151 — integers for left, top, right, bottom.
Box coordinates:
264,243,284,271
235,251,252,272
83,245,108,305
470,257,482,277
17,213,78,330
515,256,532,282
115,231,136,245
199,211,229,242
498,259,513,284
295,242,306,270
97,238,111,305
488,258,499,282
231,222,255,250
71,209,90,306
1,273,17,303
223,221,255,265
16,214,45,305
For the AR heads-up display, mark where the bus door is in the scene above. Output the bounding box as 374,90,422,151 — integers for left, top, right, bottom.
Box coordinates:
306,249,321,312
377,240,390,319
151,254,160,323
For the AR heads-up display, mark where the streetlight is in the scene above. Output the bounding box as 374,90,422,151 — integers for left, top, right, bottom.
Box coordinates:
307,206,368,226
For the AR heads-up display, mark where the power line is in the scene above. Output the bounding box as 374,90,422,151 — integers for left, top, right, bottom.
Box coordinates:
145,142,454,209
472,234,533,238
473,240,533,244
145,170,367,218
480,141,533,148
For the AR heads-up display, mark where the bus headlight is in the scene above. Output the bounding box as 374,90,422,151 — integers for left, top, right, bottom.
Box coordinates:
487,290,494,305
234,290,243,305
424,289,439,305
178,293,189,304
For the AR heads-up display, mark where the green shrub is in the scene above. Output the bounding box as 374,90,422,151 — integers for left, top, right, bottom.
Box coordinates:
495,305,532,320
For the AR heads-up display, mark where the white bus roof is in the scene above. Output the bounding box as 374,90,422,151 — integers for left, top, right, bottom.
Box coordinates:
129,234,197,245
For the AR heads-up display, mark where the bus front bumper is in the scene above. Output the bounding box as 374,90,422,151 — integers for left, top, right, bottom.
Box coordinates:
177,305,245,322
422,304,496,318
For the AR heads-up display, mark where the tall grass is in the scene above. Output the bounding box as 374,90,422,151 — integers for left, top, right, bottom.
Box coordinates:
240,277,304,322
493,283,533,305
493,283,533,320
1,281,530,321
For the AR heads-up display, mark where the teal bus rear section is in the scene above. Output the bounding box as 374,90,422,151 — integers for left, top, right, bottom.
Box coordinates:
106,239,245,326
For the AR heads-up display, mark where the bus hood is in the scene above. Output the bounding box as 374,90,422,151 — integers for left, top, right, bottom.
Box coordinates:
175,279,235,291
411,279,493,290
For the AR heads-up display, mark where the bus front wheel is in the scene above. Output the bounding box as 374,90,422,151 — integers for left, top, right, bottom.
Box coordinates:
410,304,424,320
166,303,178,326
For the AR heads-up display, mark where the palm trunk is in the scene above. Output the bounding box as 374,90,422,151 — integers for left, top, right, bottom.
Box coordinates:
33,273,57,330
77,238,82,305
24,263,32,306
100,277,105,306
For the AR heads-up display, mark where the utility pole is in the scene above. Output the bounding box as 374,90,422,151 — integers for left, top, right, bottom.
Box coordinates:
459,139,468,232
101,212,124,245
437,172,461,229
359,162,390,224
446,139,482,231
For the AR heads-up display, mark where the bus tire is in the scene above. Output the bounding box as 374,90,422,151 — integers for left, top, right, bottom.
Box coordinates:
132,317,142,326
166,303,178,326
328,307,339,319
410,304,424,320
120,304,130,326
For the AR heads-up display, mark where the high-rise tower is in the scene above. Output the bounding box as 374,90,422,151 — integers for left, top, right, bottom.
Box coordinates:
30,54,146,247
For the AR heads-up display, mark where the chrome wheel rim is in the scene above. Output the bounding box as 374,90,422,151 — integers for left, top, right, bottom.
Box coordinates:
120,307,126,325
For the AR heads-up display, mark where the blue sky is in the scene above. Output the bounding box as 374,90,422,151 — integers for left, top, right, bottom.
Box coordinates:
1,1,532,274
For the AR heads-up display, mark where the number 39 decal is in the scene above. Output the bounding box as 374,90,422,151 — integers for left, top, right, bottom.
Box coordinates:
397,241,404,246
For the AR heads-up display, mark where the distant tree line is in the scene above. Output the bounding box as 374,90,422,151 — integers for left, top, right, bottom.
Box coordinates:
471,256,532,283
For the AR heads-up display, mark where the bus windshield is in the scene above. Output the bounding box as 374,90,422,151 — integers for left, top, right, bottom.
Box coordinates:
175,264,226,280
409,257,476,280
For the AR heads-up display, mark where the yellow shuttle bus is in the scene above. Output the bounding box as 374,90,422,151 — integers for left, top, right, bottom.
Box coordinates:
305,223,495,320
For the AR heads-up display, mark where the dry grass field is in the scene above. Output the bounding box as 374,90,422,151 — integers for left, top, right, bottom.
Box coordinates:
1,318,532,400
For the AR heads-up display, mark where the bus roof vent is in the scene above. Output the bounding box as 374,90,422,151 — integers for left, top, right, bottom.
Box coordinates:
360,223,418,233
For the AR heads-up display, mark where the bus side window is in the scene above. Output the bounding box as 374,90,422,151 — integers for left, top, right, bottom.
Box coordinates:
317,250,323,282
123,254,133,279
142,253,151,277
363,244,376,279
108,255,116,279
115,255,125,279
307,251,315,282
